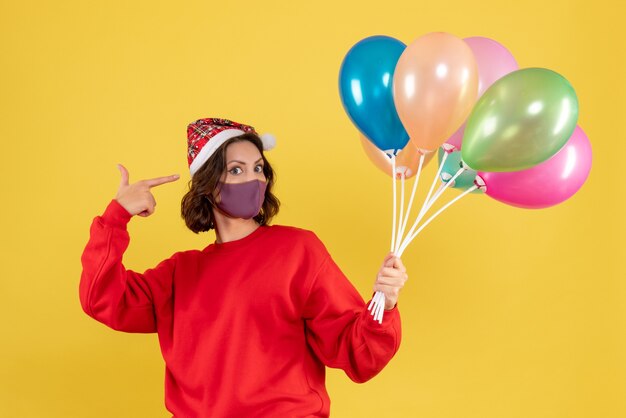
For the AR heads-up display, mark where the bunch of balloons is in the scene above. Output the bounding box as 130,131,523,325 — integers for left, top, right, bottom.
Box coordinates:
339,32,592,322
339,32,591,208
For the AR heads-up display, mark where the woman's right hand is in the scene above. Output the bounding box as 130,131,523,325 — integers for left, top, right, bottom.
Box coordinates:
115,164,180,217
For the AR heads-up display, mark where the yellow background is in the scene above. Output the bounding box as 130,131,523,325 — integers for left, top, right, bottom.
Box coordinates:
1,0,624,416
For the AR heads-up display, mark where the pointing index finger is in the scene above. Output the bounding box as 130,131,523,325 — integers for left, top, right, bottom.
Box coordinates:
145,174,180,188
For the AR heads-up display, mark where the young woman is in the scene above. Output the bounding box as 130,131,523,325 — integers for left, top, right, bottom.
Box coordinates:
79,118,408,418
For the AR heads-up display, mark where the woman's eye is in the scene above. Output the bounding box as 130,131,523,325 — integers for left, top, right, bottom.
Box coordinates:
254,165,264,173
229,167,243,175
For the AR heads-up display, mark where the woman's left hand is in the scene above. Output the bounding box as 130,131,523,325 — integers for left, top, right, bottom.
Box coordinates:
374,253,408,310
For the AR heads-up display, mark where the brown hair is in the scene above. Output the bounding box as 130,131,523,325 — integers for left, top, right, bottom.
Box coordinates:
181,133,280,233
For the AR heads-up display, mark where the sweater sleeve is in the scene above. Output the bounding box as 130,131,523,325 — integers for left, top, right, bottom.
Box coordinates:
301,252,401,383
78,199,176,333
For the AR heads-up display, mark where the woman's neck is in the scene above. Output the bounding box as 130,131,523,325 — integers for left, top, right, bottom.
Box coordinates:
213,210,260,244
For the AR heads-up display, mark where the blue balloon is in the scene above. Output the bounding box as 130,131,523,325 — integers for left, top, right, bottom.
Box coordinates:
339,36,409,154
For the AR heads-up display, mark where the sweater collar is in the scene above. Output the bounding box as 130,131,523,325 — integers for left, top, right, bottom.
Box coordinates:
205,225,270,252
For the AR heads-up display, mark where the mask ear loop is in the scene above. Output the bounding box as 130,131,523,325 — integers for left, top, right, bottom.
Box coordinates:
201,187,223,229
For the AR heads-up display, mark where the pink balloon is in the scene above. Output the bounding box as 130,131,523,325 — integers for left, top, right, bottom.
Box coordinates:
479,126,592,209
444,37,519,151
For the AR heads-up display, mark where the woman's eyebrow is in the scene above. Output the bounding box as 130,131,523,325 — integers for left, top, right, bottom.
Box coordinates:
227,158,264,165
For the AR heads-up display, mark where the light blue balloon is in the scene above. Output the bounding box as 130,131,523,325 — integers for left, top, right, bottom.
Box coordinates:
437,149,484,193
339,36,409,153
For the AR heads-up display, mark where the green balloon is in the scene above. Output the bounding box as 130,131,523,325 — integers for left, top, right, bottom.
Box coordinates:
461,68,578,172
437,149,483,193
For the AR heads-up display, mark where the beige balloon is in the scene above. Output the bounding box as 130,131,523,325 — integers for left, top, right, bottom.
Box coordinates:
393,32,479,152
359,135,434,179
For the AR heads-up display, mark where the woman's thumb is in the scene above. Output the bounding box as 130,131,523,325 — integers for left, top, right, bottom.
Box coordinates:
117,164,130,187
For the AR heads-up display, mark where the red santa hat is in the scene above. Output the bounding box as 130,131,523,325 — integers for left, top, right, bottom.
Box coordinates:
187,118,276,175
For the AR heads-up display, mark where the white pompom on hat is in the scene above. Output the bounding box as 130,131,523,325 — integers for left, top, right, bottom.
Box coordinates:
187,118,276,175
259,133,276,151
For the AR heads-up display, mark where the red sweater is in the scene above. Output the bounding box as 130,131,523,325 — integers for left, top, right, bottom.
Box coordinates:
79,200,401,417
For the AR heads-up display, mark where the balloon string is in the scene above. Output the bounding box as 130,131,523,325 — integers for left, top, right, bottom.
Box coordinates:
374,151,428,324
374,162,473,319
375,292,385,322
374,153,398,325
390,155,397,253
394,171,406,252
397,166,466,254
398,184,477,256
399,150,449,252
368,291,382,313
369,290,385,324
394,153,426,254
428,183,448,207
423,167,466,216
376,152,463,323
422,150,449,213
